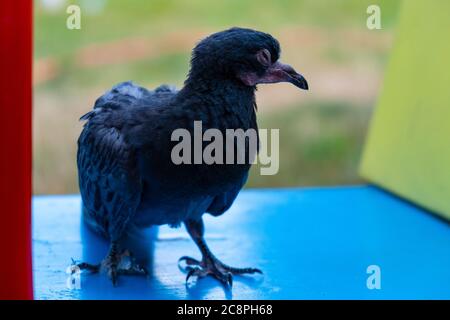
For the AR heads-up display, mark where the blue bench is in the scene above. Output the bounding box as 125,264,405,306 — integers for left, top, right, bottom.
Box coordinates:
33,185,450,299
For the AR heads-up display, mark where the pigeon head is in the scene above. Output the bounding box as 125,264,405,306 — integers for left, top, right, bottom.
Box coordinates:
187,27,308,90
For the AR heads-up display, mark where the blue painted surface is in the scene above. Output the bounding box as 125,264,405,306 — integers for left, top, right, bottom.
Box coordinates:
32,186,450,300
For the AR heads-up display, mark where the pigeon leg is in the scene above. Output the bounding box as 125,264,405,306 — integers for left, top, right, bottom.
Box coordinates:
72,241,148,286
179,218,262,288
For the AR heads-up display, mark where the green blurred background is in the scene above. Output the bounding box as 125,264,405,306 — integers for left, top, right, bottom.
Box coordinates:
33,0,400,194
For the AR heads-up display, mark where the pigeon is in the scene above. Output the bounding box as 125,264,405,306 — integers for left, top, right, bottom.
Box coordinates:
75,27,308,287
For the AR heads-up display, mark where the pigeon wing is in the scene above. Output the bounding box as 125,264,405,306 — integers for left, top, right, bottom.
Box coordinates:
77,110,142,240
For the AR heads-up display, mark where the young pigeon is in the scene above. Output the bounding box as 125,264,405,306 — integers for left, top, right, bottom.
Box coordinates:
75,27,308,287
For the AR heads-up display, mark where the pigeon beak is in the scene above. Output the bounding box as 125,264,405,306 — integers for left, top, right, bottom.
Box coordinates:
258,61,309,90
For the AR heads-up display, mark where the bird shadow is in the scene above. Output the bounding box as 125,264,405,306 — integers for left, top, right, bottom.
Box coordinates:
183,275,265,300
74,218,183,299
74,215,264,299
186,279,234,300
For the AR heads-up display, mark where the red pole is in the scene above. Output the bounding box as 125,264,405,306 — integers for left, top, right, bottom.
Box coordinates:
0,0,33,299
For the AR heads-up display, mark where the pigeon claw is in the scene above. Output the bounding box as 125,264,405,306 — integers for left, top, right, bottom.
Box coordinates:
72,247,148,287
179,255,261,289
184,264,233,289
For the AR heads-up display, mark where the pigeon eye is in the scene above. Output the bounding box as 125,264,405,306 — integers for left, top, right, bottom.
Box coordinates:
256,49,272,67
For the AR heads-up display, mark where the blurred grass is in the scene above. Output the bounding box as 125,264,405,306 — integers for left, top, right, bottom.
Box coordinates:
35,0,400,58
33,0,401,194
249,102,371,187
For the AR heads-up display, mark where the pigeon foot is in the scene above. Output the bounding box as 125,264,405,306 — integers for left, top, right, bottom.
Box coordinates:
178,255,262,288
71,242,148,286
